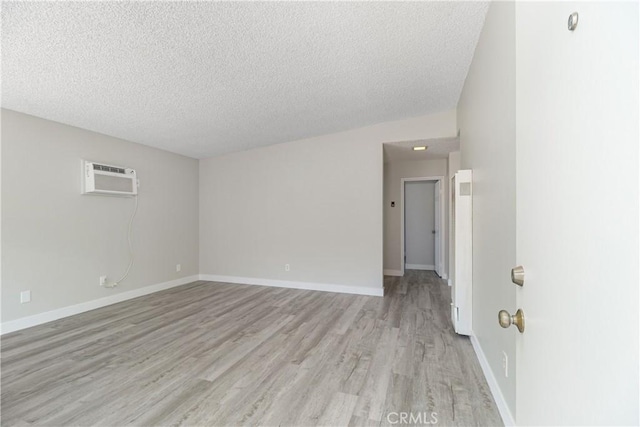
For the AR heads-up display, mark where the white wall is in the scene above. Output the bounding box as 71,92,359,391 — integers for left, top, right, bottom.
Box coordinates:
199,137,382,291
456,0,517,417
199,111,457,293
404,181,436,268
1,109,200,323
383,159,447,274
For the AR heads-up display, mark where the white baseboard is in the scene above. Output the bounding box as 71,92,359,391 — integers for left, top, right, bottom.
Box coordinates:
383,269,404,277
470,333,516,426
448,278,452,287
1,273,383,335
405,264,435,270
441,273,448,280
0,275,200,335
199,274,384,297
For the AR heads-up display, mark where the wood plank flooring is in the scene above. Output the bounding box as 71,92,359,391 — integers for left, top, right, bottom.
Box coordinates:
1,271,502,426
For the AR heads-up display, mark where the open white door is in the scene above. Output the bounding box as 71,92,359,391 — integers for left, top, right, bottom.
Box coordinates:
434,180,442,277
514,2,638,424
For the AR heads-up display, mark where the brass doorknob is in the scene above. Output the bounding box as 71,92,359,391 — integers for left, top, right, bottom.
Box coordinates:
498,309,525,333
511,266,525,286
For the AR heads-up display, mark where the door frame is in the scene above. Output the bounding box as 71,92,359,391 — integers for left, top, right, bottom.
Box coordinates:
400,176,445,277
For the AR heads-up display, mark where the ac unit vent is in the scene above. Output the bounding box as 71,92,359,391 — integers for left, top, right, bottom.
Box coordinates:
93,164,126,174
82,160,137,196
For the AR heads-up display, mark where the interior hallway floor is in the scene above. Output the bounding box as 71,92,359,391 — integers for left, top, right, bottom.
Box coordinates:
1,270,502,426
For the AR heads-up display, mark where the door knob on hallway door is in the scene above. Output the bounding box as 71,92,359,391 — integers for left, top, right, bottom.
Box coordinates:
498,309,525,333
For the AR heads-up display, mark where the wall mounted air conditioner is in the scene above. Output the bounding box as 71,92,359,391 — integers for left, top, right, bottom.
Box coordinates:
82,160,138,196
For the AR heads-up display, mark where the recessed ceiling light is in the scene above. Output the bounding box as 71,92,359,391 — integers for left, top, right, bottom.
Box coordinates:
413,146,427,151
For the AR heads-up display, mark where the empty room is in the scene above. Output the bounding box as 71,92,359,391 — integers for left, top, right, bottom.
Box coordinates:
1,1,638,426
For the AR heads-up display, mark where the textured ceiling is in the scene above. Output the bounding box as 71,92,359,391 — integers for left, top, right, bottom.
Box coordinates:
383,138,460,162
2,1,488,159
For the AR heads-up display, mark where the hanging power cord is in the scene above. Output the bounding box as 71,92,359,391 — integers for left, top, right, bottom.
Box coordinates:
102,194,139,288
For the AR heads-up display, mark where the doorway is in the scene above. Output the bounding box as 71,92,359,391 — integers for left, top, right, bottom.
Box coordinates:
401,176,445,277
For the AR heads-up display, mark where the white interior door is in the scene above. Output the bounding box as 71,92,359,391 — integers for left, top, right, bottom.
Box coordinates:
434,180,442,277
515,2,638,424
404,181,436,270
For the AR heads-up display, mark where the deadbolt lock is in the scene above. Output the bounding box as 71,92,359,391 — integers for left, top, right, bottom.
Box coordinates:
511,266,525,286
498,309,525,333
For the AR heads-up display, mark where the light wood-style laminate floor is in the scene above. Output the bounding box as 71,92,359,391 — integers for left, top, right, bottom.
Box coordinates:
1,271,502,426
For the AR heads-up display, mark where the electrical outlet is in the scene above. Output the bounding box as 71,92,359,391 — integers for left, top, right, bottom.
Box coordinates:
284,264,290,272
20,290,31,304
176,264,181,272
99,276,107,287
502,351,509,378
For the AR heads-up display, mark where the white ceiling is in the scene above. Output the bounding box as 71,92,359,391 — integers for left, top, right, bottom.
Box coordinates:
1,2,488,159
383,138,460,162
